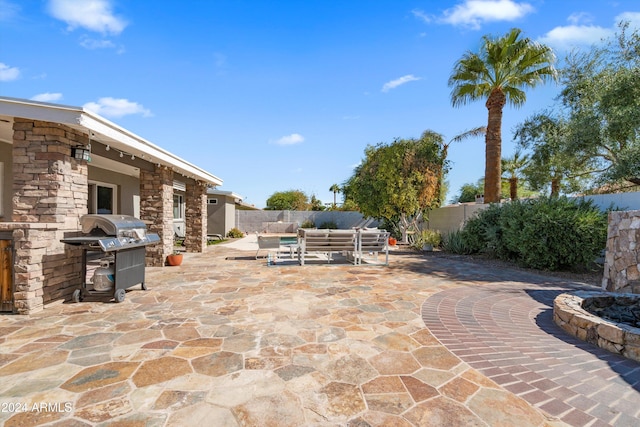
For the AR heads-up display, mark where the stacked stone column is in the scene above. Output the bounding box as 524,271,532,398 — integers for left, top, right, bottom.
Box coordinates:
140,166,174,266
602,210,640,293
11,119,88,313
184,181,207,252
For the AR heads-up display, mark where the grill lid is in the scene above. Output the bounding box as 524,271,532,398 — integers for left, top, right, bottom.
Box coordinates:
80,214,147,236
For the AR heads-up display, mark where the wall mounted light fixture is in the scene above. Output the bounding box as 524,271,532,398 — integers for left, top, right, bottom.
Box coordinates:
72,146,91,161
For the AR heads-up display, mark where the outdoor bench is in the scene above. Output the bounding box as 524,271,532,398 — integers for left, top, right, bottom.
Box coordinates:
297,228,389,265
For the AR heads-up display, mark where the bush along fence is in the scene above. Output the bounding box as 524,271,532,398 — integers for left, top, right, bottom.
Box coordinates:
441,197,608,271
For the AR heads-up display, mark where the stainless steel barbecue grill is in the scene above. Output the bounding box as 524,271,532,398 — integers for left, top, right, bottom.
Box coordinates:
61,214,160,303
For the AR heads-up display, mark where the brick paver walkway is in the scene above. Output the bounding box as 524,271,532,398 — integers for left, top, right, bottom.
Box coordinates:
423,278,640,427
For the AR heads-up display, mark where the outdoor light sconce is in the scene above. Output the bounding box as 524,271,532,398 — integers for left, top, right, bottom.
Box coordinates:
72,146,91,161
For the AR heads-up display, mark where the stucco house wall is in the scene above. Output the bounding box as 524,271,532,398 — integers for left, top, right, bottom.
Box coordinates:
88,166,139,217
207,191,247,237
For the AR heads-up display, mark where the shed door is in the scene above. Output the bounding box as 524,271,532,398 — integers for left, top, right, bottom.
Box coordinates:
0,240,13,312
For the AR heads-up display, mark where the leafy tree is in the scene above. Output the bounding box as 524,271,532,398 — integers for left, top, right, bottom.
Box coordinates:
309,194,325,211
329,184,341,208
501,150,529,200
342,130,447,242
265,190,308,210
513,112,593,196
454,181,484,203
453,177,535,203
559,22,640,186
337,198,359,211
449,28,557,203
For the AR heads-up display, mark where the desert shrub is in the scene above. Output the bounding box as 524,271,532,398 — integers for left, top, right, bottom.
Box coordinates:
318,221,338,229
500,197,607,270
300,220,315,228
459,197,607,270
226,228,244,238
441,229,472,254
460,204,503,254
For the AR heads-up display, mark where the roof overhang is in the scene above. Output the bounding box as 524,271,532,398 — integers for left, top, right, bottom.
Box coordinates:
207,189,244,200
0,96,223,186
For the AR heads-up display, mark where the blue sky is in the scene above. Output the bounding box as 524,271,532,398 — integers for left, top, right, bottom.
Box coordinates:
2,1,639,208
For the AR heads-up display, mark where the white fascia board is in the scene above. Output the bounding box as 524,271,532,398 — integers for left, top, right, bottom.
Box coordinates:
207,189,243,200
78,112,223,186
0,97,83,125
0,97,223,186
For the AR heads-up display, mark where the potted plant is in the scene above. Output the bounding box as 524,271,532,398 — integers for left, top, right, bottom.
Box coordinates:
388,236,397,246
410,230,441,252
167,251,183,266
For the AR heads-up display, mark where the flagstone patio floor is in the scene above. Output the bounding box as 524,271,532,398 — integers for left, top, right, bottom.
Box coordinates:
1,244,639,426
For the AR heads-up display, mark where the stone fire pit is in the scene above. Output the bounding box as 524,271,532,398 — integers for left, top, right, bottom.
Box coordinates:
554,291,640,362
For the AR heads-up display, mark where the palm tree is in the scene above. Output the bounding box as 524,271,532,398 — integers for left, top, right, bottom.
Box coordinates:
329,184,341,208
449,28,557,203
501,150,529,200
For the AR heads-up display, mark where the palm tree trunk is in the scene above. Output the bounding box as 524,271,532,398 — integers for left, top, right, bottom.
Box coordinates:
484,90,506,203
510,177,518,200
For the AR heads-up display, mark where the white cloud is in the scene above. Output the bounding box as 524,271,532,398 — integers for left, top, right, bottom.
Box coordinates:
0,0,20,22
616,11,640,29
412,9,432,24
79,35,116,50
539,25,612,50
539,11,640,51
31,92,63,102
441,0,534,29
272,133,304,146
0,62,19,81
567,12,593,26
381,74,421,92
47,0,127,35
83,97,152,118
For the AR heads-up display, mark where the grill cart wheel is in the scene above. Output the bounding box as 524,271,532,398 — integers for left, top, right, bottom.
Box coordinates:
72,289,82,303
141,282,147,290
114,288,126,303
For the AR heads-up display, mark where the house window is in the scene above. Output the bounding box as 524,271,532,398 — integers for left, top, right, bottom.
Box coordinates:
88,181,117,214
173,194,184,219
208,198,218,205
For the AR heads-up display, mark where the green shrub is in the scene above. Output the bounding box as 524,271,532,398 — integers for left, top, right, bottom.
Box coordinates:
318,221,338,229
500,197,607,270
460,204,503,254
459,197,607,270
300,220,315,228
441,229,472,254
226,228,244,238
409,229,441,251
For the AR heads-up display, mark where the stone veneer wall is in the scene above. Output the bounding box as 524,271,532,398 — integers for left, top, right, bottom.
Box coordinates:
602,210,640,293
184,181,207,252
140,166,173,266
11,119,88,313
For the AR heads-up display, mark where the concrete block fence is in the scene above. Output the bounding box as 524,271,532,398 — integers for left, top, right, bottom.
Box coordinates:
235,210,378,234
